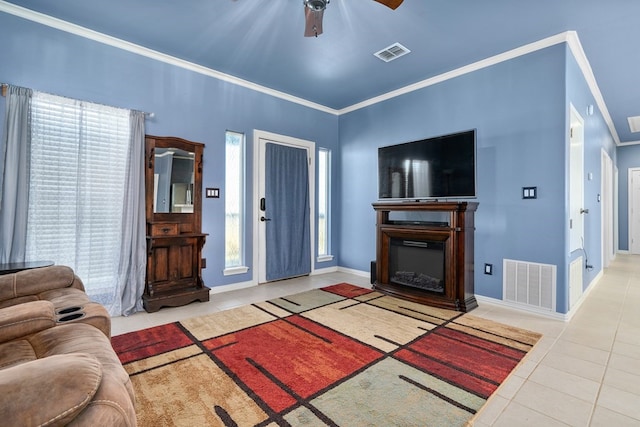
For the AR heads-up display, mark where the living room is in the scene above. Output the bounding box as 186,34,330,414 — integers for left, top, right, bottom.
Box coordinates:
3,4,639,317
1,1,640,425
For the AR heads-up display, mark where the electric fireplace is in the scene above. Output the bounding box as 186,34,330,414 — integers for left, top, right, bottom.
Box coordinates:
372,201,478,312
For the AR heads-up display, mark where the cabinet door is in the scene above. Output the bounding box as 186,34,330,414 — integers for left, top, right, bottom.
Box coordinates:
148,236,199,294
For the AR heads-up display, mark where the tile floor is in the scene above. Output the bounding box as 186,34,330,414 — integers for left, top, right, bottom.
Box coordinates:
112,254,640,426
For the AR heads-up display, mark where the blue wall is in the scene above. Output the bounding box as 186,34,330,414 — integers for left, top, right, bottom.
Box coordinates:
617,144,640,250
339,45,568,308
0,12,340,288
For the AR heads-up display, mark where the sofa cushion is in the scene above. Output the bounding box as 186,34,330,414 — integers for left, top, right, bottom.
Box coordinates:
0,353,102,427
0,300,56,343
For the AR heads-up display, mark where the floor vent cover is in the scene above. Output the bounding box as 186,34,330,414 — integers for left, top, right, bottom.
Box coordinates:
503,259,556,311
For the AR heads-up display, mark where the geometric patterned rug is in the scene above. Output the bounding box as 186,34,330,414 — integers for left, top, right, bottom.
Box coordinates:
112,283,542,426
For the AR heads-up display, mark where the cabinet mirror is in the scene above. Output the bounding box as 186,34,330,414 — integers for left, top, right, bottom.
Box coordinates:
153,147,195,213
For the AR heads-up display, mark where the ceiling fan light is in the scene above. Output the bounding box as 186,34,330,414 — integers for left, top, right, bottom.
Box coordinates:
304,0,329,12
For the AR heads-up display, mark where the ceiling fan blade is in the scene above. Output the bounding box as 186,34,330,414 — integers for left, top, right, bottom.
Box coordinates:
304,7,324,37
374,0,404,10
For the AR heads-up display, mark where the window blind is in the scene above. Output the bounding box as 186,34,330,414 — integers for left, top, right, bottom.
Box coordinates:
26,92,131,304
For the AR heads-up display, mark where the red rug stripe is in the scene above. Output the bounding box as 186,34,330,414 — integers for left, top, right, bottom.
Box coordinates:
436,327,528,360
203,316,382,413
409,333,520,385
320,283,373,298
395,348,498,398
111,323,193,364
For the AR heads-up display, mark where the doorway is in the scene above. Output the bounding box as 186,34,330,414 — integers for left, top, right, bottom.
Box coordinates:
253,130,315,283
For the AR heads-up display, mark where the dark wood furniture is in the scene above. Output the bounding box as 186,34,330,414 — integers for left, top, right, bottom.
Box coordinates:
143,135,209,312
372,201,478,312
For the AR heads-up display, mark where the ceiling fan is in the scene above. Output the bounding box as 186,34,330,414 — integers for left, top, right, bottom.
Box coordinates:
304,0,404,37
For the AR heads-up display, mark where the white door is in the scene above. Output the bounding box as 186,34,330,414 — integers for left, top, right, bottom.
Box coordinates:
601,150,614,267
253,130,315,283
630,168,640,254
569,105,585,253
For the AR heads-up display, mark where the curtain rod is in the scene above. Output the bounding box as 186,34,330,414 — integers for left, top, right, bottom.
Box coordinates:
0,83,154,117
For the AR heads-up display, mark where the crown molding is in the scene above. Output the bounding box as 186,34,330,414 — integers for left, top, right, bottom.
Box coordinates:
0,1,622,144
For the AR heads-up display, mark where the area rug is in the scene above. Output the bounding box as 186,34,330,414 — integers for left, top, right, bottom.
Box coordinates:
112,283,542,426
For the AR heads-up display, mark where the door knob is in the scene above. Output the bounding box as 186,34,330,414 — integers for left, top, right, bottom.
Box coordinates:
260,216,271,222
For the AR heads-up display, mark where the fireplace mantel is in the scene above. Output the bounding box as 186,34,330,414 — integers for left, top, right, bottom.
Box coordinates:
372,201,478,312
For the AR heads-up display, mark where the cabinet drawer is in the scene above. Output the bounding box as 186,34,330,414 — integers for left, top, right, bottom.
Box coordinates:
150,222,179,236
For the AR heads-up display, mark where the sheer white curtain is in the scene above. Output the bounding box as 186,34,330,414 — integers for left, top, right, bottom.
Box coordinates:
25,92,145,315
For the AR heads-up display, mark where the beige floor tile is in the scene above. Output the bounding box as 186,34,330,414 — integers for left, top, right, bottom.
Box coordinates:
608,352,640,375
495,374,525,400
548,338,610,366
612,340,640,360
603,366,640,395
596,384,640,421
492,401,570,427
528,364,600,403
590,405,640,427
512,381,593,426
540,350,607,382
472,395,510,426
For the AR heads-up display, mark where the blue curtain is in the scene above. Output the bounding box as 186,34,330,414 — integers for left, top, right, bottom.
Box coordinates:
0,85,32,263
265,143,311,281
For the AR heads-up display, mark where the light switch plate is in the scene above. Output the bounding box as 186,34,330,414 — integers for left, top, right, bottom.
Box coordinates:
522,187,537,199
484,263,493,275
206,188,219,198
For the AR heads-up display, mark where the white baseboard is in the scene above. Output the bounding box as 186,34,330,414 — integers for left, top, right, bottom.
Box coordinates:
476,267,605,322
312,266,339,275
337,266,370,278
209,280,256,295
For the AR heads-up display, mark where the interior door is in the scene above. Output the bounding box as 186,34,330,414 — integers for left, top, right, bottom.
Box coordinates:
254,131,315,283
569,105,585,253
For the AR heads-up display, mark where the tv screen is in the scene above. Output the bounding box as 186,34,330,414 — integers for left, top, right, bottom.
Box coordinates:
378,129,476,200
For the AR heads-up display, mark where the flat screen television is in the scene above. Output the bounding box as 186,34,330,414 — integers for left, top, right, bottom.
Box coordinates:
378,129,476,200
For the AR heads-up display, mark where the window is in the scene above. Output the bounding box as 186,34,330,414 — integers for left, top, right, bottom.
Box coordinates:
25,91,131,307
318,148,332,260
224,130,247,273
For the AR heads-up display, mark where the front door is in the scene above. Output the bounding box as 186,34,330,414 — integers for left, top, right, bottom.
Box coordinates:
254,131,315,283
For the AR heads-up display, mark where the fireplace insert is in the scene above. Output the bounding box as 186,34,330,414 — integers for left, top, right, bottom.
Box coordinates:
388,238,445,294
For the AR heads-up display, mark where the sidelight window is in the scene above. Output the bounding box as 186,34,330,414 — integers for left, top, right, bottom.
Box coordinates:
317,148,332,260
224,130,247,273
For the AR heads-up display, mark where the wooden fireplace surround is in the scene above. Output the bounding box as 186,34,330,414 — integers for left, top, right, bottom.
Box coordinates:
372,201,478,312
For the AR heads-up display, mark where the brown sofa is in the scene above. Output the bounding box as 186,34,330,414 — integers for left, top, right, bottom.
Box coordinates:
0,300,136,426
0,266,111,336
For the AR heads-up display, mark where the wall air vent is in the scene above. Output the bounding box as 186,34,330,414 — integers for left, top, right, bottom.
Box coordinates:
374,42,411,63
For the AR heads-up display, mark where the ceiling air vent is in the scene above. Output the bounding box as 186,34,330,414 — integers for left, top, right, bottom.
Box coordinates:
374,42,410,63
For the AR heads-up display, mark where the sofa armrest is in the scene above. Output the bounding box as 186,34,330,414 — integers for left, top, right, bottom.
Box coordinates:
0,266,85,304
0,300,56,343
0,353,102,426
